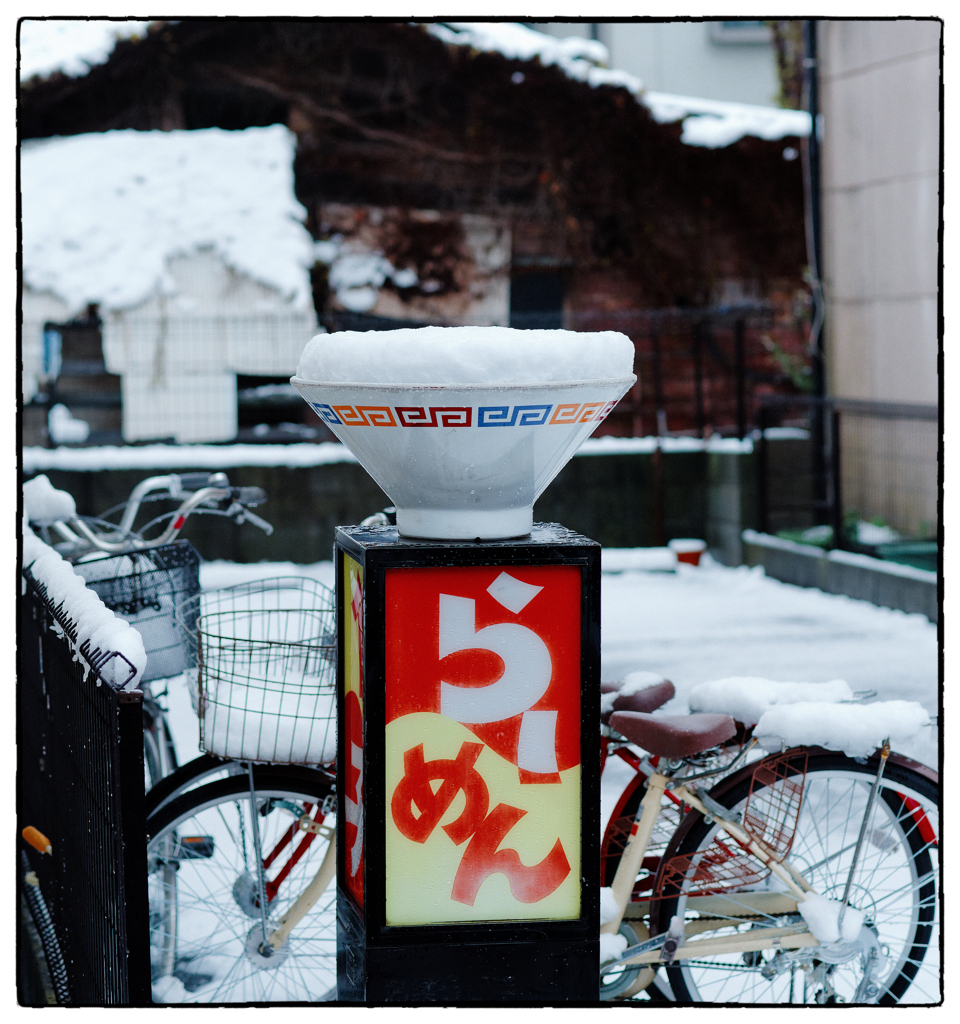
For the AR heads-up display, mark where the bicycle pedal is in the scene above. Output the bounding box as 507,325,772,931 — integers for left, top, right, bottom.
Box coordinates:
178,835,215,859
660,915,686,964
174,965,215,993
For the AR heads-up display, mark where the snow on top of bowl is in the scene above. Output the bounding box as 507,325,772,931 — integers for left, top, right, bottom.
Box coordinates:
296,326,635,385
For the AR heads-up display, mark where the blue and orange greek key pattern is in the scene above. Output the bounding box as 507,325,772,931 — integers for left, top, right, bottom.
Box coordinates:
310,400,617,427
477,405,552,427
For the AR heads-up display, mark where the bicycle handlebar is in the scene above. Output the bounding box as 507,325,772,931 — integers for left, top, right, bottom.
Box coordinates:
40,473,273,558
117,472,230,533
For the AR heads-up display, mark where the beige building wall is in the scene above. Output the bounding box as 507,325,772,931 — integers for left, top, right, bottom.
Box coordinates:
535,21,780,106
820,19,940,405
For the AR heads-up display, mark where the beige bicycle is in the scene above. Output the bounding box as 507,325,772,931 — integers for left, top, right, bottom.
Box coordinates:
598,680,939,1005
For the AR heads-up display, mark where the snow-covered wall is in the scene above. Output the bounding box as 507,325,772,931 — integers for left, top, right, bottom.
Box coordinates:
20,125,319,442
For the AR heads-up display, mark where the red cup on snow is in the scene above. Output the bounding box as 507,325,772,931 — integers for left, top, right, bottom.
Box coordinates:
668,538,707,566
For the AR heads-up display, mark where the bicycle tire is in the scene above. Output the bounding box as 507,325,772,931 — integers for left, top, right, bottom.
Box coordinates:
652,750,939,1005
145,754,240,817
146,766,337,1004
143,703,180,792
146,754,337,818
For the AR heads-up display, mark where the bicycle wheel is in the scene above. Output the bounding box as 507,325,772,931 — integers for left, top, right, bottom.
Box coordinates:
146,766,337,1004
654,751,939,1005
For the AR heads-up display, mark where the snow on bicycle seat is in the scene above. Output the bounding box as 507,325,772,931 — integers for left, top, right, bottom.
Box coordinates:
601,673,675,725
688,676,854,727
608,710,737,758
753,699,930,759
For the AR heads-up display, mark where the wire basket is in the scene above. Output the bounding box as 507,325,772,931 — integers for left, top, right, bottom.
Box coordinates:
176,577,337,765
73,541,201,682
655,752,808,901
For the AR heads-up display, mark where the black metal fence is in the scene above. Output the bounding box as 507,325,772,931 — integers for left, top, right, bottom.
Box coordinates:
756,395,939,569
18,570,152,1006
23,303,810,448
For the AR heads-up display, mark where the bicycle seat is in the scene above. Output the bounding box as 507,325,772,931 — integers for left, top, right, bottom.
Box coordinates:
601,679,676,724
608,710,737,758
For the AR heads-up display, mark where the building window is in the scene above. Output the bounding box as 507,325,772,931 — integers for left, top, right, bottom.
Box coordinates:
509,271,564,330
709,21,772,45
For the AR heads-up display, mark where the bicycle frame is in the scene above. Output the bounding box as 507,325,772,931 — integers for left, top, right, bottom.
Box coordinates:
242,784,339,955
602,767,814,967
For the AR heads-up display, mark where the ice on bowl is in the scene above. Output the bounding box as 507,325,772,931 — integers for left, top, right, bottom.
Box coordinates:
292,326,636,540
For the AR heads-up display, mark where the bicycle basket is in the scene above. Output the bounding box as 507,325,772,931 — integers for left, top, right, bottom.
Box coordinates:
73,540,201,682
655,752,808,901
175,577,337,765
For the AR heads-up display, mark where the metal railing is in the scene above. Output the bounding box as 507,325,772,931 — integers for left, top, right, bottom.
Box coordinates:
755,395,939,567
18,569,152,1006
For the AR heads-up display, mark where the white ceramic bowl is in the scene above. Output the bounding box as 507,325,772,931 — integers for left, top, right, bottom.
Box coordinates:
291,376,635,540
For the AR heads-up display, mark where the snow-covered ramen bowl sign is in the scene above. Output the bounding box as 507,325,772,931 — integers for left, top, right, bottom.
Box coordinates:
292,326,636,540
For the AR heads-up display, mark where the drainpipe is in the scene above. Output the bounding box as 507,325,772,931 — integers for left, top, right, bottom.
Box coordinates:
803,19,829,530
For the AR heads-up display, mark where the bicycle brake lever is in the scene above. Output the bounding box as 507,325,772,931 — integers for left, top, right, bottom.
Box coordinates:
226,503,274,535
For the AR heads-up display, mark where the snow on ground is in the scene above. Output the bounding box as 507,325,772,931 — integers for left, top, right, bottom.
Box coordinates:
601,555,939,769
21,434,754,474
159,552,939,784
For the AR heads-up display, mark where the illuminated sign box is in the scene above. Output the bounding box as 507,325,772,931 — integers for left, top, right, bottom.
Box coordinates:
335,524,600,1003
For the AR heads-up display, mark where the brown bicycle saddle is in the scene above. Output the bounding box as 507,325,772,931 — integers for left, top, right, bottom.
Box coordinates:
601,679,676,725
608,710,737,759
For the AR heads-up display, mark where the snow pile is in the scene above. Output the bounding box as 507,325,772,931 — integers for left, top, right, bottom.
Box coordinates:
22,525,147,688
315,243,419,313
23,441,361,474
798,893,865,944
426,22,627,90
48,403,90,444
21,434,751,476
599,886,620,926
21,126,315,313
601,670,669,715
688,677,854,726
599,931,629,965
426,22,810,149
202,680,337,763
644,92,812,149
297,326,635,384
602,547,677,573
754,700,930,759
23,473,77,521
19,18,152,80
856,521,901,544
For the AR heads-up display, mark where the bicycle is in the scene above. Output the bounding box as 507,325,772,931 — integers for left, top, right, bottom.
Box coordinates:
144,575,338,1004
25,471,275,789
597,676,939,1004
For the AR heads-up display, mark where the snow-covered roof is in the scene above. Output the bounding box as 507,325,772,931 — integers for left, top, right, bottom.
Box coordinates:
18,18,153,80
425,21,811,149
20,19,810,152
20,125,316,313
643,92,812,149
